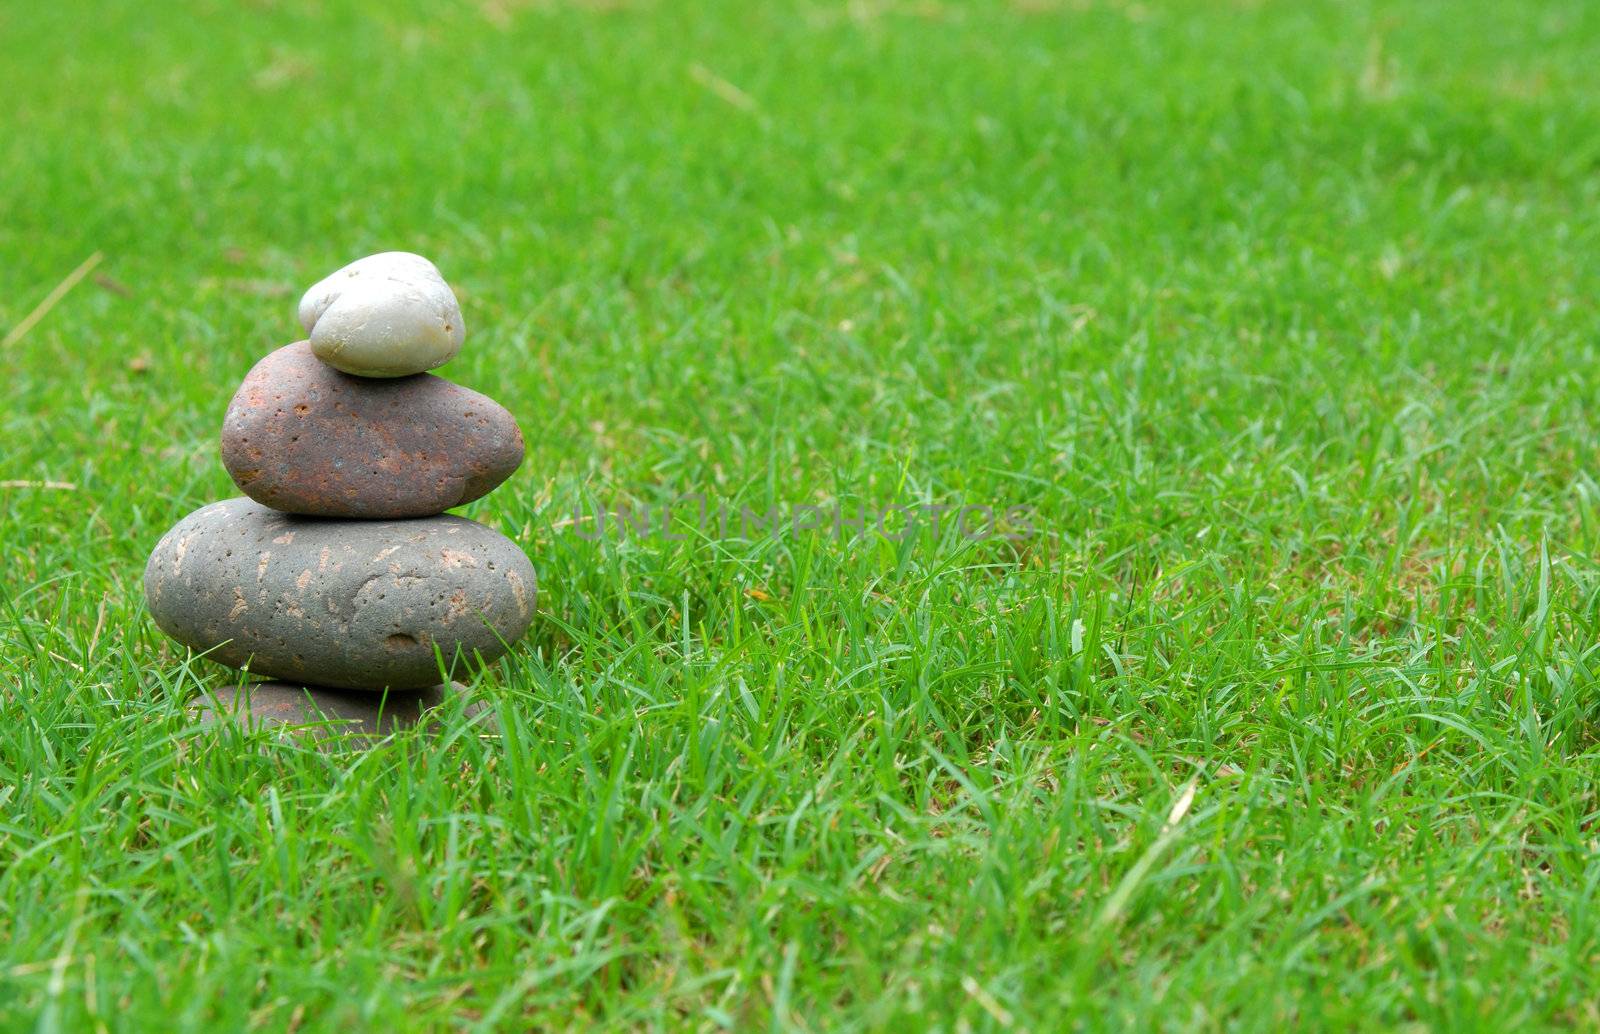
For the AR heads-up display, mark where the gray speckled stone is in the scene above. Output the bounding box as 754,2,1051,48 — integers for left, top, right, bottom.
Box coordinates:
195,680,495,747
145,498,536,690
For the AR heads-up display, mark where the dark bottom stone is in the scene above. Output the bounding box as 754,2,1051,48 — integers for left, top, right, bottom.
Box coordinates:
194,680,494,746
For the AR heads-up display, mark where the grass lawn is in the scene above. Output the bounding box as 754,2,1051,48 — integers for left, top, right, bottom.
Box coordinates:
5,0,1600,1028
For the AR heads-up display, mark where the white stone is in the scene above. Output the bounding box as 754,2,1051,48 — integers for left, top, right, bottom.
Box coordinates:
297,252,465,378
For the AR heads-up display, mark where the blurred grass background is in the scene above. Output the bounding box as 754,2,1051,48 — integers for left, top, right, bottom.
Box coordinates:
5,0,1600,1029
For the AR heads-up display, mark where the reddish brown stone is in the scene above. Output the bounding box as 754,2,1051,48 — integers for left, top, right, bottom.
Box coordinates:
221,341,523,518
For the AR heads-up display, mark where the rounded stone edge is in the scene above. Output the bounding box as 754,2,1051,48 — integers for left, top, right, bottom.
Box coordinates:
192,680,497,749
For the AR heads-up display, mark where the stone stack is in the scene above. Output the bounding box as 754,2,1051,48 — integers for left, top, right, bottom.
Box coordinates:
144,253,535,737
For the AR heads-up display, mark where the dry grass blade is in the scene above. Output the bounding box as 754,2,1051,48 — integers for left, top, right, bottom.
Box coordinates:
688,63,761,114
1093,778,1201,931
2,252,103,349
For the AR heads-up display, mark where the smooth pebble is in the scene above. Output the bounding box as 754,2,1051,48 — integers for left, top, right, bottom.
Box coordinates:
221,341,524,518
299,252,465,377
145,498,536,690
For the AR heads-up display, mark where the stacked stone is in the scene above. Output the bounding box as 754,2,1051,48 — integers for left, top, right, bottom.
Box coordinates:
144,253,535,736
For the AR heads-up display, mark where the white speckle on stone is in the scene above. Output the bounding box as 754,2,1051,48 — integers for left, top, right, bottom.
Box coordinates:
172,533,192,576
440,548,478,569
505,570,529,618
256,551,272,604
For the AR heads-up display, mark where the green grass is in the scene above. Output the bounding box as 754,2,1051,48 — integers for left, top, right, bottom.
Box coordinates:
4,0,1600,1028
